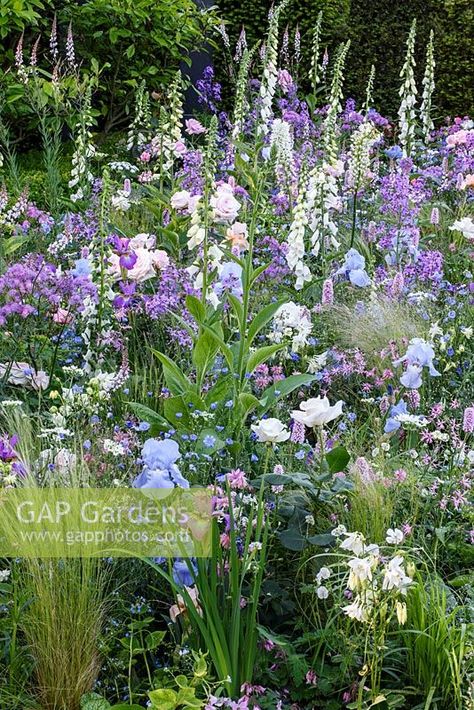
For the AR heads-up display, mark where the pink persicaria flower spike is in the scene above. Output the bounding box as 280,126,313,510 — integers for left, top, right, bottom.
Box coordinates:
462,406,474,433
321,278,334,305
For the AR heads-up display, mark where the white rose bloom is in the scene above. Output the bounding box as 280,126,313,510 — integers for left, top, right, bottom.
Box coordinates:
449,217,474,240
291,396,344,428
386,528,405,544
171,189,191,210
251,418,290,444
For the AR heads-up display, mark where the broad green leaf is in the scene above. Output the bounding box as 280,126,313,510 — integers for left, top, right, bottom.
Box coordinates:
146,629,166,650
239,392,260,420
325,446,350,473
152,350,193,395
259,374,317,411
193,331,219,386
80,694,110,710
246,343,283,376
185,294,206,324
148,688,177,710
246,299,286,346
128,402,170,429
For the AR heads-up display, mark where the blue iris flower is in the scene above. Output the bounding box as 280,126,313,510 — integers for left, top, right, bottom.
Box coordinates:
172,558,197,587
394,338,440,377
384,399,408,433
132,438,189,489
335,249,371,288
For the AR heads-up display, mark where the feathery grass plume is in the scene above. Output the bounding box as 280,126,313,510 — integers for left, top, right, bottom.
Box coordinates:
344,461,395,543
420,30,436,143
127,80,151,152
398,19,418,156
68,81,96,203
258,0,291,136
403,574,468,708
309,11,323,95
325,293,428,358
0,412,110,710
232,44,258,139
323,40,351,164
364,63,376,114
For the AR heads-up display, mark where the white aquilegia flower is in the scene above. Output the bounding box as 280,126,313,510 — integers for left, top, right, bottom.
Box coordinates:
342,597,369,623
291,396,344,428
449,216,474,240
396,600,408,625
251,418,290,444
382,556,412,594
386,528,404,545
339,531,366,556
347,557,373,591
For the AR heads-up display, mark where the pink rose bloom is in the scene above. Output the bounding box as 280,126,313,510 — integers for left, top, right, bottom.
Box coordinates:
109,248,162,282
211,187,241,222
446,130,472,147
130,232,155,249
152,249,170,270
173,140,187,157
277,69,294,93
171,189,191,210
187,194,201,213
185,118,206,135
53,308,73,325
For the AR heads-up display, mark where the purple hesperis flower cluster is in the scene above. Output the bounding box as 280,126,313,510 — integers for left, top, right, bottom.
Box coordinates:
0,254,97,326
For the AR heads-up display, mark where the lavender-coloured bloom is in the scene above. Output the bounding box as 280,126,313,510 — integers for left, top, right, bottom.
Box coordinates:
214,262,243,301
132,438,189,489
172,558,197,586
384,399,408,433
400,365,423,389
394,338,440,377
335,249,371,288
72,258,92,277
385,145,403,160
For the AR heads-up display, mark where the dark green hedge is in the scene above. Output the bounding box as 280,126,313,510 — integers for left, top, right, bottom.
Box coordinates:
217,0,473,118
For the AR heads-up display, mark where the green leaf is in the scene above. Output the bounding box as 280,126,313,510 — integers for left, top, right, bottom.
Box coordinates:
246,343,283,376
227,293,244,329
259,374,317,411
279,527,306,551
185,294,206,324
148,688,178,710
246,299,286,346
239,392,260,420
193,331,219,385
249,261,270,286
325,446,350,473
152,350,193,395
146,629,166,650
307,534,335,547
128,402,170,430
80,694,111,710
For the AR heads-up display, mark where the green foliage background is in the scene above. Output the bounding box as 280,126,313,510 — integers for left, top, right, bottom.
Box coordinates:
0,0,218,136
217,0,474,118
